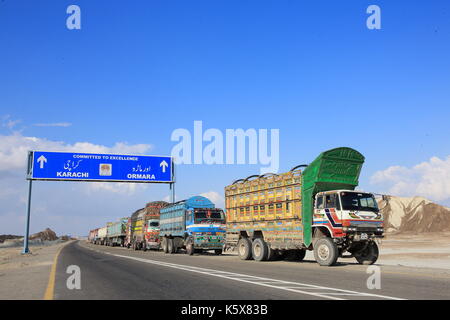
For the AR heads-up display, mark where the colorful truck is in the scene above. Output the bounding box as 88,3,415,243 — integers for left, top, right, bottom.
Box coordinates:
159,196,226,255
105,218,128,247
129,207,146,250
88,228,99,244
142,201,169,250
224,147,384,266
124,217,132,248
97,226,108,245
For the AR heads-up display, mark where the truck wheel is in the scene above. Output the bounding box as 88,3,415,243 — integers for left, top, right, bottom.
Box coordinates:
252,238,269,262
354,241,379,265
237,238,252,260
168,238,175,254
214,249,222,255
313,238,338,266
162,238,169,253
186,241,194,255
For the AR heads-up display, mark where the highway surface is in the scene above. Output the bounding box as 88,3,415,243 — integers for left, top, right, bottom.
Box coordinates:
51,241,450,300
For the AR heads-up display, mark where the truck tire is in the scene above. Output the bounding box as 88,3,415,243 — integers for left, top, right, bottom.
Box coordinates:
313,238,338,266
252,238,269,262
186,241,194,255
167,238,175,254
237,238,252,260
162,238,169,253
214,249,222,255
354,241,379,265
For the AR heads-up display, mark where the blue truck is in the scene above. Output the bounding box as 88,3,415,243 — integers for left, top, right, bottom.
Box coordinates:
159,196,226,255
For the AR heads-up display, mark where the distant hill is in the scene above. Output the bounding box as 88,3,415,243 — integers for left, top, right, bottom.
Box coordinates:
29,228,58,241
0,234,22,243
378,196,450,233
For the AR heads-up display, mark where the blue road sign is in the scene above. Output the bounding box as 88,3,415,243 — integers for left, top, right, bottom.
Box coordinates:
28,151,173,183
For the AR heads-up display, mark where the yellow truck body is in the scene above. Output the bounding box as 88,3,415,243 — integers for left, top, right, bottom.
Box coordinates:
225,170,304,249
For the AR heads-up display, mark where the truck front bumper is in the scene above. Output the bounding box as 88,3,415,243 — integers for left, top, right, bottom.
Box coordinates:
193,235,225,249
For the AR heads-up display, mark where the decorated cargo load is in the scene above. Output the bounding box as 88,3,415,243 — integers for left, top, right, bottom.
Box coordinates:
224,147,384,266
159,196,226,255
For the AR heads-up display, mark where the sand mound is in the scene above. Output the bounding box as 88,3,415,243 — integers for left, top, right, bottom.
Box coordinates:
378,196,450,233
29,228,58,241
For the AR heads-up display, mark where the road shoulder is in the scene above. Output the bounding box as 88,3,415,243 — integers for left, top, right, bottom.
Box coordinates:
0,241,73,300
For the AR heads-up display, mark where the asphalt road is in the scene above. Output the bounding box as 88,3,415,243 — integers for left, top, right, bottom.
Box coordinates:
52,241,450,300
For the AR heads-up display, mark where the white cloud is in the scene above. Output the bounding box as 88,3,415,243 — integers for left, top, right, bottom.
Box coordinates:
1,115,21,130
86,182,148,195
34,122,72,127
0,133,152,172
0,132,156,235
370,155,450,202
200,191,225,209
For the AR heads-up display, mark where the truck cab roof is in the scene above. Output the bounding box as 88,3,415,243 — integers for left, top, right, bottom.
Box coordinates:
316,190,371,196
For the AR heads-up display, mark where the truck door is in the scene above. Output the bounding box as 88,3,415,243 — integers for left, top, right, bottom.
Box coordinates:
324,193,342,225
313,195,325,222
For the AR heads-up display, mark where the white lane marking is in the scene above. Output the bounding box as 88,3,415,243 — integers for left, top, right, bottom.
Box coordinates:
83,245,405,300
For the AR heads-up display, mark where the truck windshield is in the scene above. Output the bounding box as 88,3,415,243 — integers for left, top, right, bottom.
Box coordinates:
147,221,159,228
194,209,225,224
340,192,379,212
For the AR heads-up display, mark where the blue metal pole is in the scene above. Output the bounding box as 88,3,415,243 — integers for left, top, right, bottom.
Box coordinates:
22,179,32,254
171,162,175,204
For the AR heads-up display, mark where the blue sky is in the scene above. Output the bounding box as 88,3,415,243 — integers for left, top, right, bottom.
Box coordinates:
1,1,450,235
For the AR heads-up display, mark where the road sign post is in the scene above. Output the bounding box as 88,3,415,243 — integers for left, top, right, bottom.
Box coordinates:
23,150,175,253
22,179,33,254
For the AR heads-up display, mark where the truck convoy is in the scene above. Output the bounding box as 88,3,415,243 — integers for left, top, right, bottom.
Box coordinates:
159,196,226,255
89,147,383,266
224,147,383,266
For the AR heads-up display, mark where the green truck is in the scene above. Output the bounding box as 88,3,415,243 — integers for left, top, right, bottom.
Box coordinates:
105,218,128,247
224,147,384,266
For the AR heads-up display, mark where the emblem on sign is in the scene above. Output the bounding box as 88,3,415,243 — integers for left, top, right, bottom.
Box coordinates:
99,163,112,176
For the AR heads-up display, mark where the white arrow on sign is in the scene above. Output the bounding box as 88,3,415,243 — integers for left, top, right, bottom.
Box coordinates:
37,155,47,169
160,160,168,173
